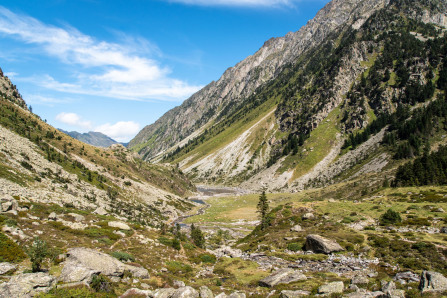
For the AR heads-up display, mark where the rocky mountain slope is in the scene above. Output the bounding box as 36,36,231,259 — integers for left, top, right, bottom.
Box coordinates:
132,0,447,192
129,0,391,159
0,78,197,226
59,130,121,148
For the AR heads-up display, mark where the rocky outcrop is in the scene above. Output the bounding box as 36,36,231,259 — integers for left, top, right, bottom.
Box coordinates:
304,234,344,254
60,248,149,284
318,281,344,294
0,262,16,275
0,195,18,215
259,268,306,287
199,286,214,298
0,272,55,297
419,271,447,292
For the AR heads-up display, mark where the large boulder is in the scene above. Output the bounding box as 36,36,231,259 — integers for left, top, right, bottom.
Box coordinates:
227,292,245,298
0,272,55,297
108,221,131,230
318,281,344,294
419,271,447,292
304,234,344,254
171,286,199,298
59,247,149,284
120,288,153,298
0,262,17,275
259,268,307,287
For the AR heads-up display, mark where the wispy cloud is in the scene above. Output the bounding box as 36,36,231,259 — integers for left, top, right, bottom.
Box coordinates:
164,0,296,7
56,112,92,130
0,6,202,101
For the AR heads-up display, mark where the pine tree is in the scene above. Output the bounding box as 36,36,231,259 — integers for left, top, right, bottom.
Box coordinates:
257,191,269,230
190,224,205,248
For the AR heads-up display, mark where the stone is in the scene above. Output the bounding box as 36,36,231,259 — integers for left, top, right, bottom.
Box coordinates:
259,268,307,287
48,212,58,221
0,195,18,213
318,281,344,294
0,272,55,297
67,213,85,222
199,285,214,298
108,221,131,230
279,290,310,297
351,275,369,285
172,286,199,298
381,280,396,293
0,262,16,275
60,247,149,284
434,208,445,213
394,271,420,283
290,225,302,232
153,288,177,298
215,294,227,298
304,234,344,254
2,225,29,240
419,270,447,292
174,280,186,288
302,213,314,220
120,288,153,298
227,292,245,298
440,227,447,234
94,206,108,216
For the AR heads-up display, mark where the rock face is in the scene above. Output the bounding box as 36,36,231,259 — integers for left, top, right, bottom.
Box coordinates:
129,0,391,160
318,281,344,294
259,268,307,287
60,247,149,284
419,271,447,292
304,234,344,254
0,272,55,297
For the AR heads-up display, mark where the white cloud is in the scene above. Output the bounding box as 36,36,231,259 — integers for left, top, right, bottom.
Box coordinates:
0,6,202,101
95,121,141,142
165,0,295,7
56,112,92,130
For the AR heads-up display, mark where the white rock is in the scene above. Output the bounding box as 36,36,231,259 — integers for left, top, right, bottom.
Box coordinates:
108,221,131,230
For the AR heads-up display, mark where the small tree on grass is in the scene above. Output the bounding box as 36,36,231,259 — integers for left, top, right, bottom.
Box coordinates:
257,191,270,230
27,237,49,272
190,224,205,248
380,209,402,226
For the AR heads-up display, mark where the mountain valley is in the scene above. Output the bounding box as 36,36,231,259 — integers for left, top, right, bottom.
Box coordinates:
1,0,447,297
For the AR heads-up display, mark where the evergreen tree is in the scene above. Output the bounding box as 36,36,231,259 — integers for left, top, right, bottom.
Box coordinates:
190,224,205,248
257,191,269,230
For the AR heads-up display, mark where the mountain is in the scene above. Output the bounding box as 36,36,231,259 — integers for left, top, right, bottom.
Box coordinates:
130,0,447,192
0,75,197,226
59,130,120,148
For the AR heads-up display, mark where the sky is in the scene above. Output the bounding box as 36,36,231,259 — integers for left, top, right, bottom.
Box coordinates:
0,0,329,142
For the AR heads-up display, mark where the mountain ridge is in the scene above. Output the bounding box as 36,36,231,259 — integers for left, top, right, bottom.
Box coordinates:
58,129,122,148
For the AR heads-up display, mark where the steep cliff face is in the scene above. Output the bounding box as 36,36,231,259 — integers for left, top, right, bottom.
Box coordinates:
0,67,27,110
129,0,390,159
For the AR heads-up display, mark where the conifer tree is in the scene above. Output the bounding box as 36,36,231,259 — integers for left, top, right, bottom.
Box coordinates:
257,191,269,230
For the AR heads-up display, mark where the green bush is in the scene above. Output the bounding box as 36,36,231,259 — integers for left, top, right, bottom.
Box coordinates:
158,236,173,246
111,251,135,262
166,261,192,274
26,237,49,272
379,209,402,226
287,242,302,252
0,232,26,263
172,238,181,250
200,254,216,264
90,274,112,293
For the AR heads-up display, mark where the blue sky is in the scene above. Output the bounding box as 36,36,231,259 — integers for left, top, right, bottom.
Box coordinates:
0,0,329,142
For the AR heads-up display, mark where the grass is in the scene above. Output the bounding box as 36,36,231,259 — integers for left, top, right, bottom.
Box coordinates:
213,257,269,285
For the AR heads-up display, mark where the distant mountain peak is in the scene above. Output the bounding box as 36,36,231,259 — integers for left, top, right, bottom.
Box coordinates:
59,129,120,148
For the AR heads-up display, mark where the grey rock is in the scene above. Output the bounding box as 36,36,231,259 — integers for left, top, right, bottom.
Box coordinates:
351,275,369,285
67,213,85,222
0,272,55,298
94,206,108,216
440,227,447,234
302,213,315,220
290,225,302,232
153,288,177,298
394,271,420,283
48,212,58,221
304,234,344,254
120,288,153,298
381,280,396,293
279,290,310,297
108,221,131,230
214,294,227,298
60,247,149,284
174,280,186,288
419,270,447,292
318,281,344,294
171,286,199,298
0,262,16,275
199,285,214,298
0,195,18,213
227,292,245,298
345,290,385,297
259,268,306,287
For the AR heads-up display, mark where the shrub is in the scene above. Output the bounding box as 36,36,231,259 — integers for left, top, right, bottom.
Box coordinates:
90,274,112,293
379,209,402,226
172,238,181,250
26,237,49,272
200,254,216,264
166,261,192,274
287,242,302,252
0,232,26,263
111,251,135,262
